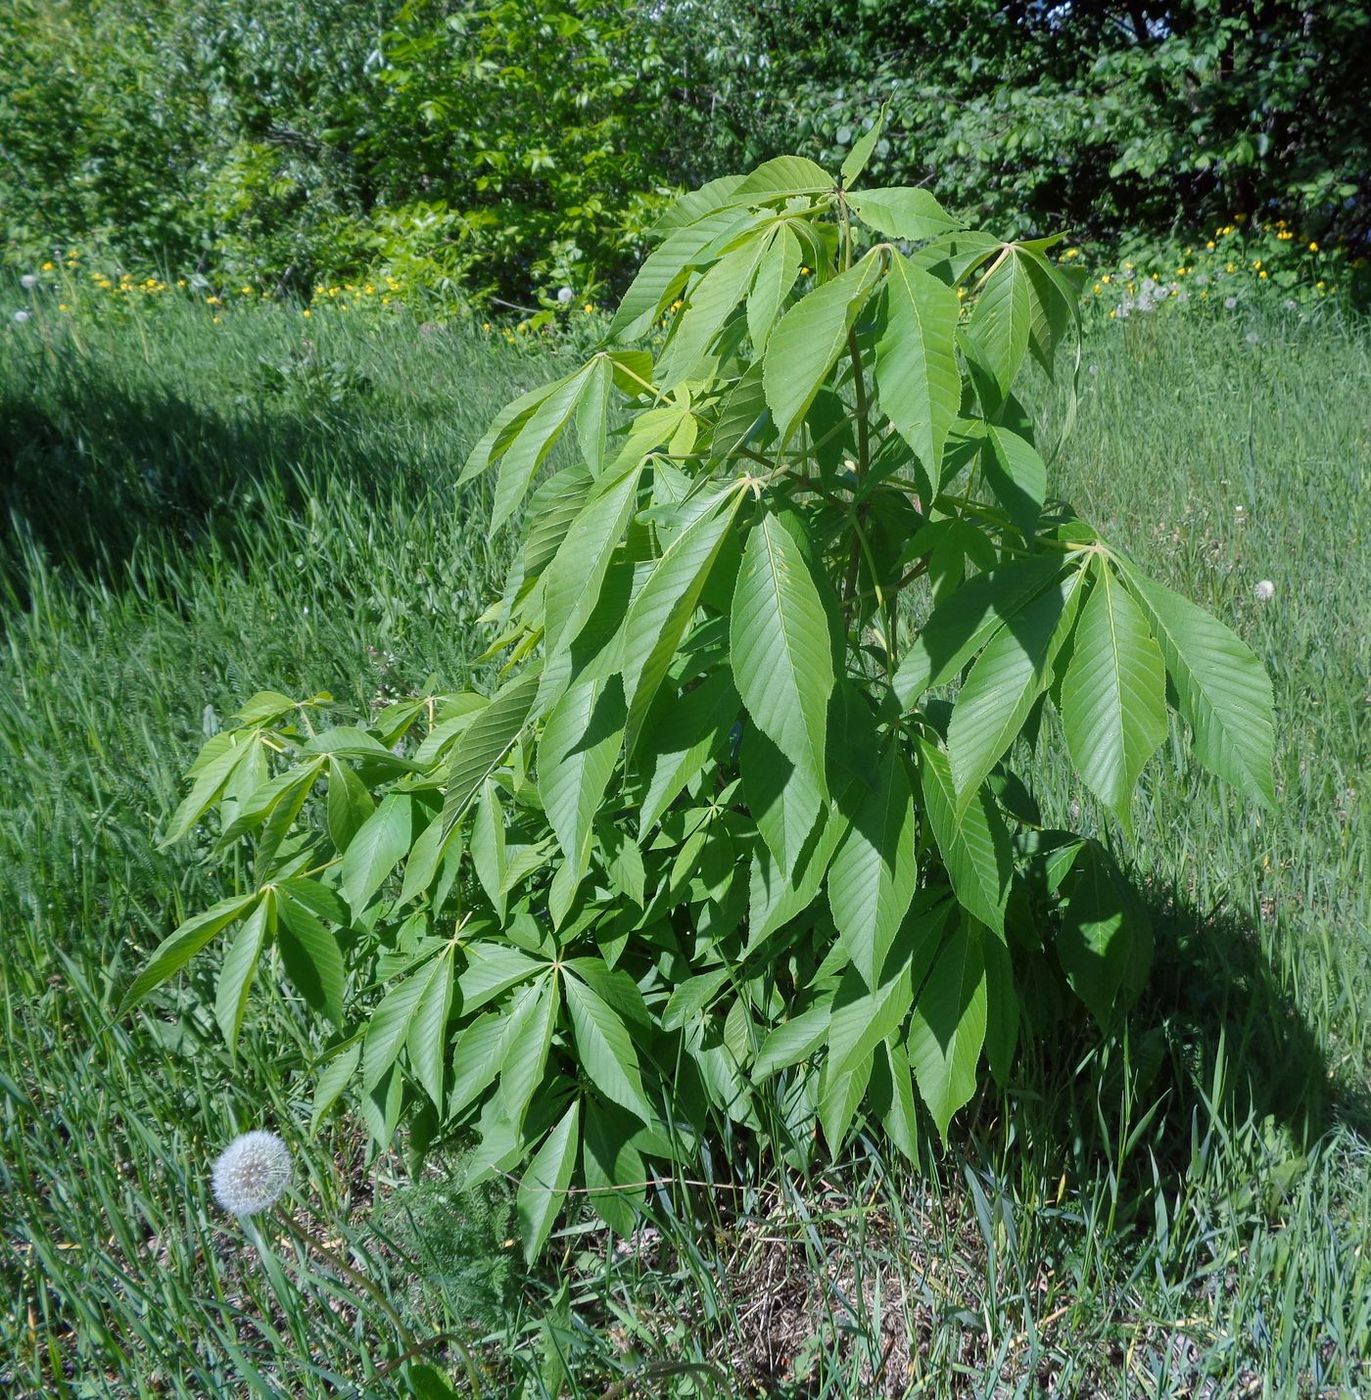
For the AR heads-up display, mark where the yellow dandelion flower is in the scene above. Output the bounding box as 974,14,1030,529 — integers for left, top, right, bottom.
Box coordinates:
1259,270,1268,279
1316,280,1326,289
239,285,254,296
364,284,375,295
482,321,491,331
957,286,967,299
1206,241,1216,250
1226,262,1236,273
1308,241,1319,253
58,302,70,312
302,309,311,318
206,295,221,305
212,315,222,324
177,279,187,288
1101,275,1111,284
800,265,811,276
670,299,683,311
1252,260,1262,270
583,302,595,314
1092,282,1101,294
41,260,56,271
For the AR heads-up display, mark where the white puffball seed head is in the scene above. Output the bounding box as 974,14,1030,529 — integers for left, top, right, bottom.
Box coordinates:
1254,579,1275,602
556,285,574,304
211,1130,292,1216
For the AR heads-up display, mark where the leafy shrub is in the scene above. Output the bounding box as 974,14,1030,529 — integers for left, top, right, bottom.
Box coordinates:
132,135,1276,1261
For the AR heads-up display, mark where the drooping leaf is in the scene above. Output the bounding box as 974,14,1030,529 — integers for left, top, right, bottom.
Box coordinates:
539,677,626,880
517,1098,581,1263
621,482,744,754
747,224,803,352
827,743,918,983
965,245,1033,399
1055,841,1152,1024
341,793,413,915
846,187,962,242
873,251,961,488
752,1002,831,1080
122,891,261,1010
636,667,739,834
981,425,1047,537
762,255,884,445
277,887,346,1026
907,918,987,1143
893,554,1064,709
362,947,454,1093
742,723,823,880
1120,563,1276,807
917,735,1012,935
443,669,541,834
214,893,274,1053
1059,561,1168,827
564,974,654,1121
657,241,765,387
947,565,1086,808
730,512,834,800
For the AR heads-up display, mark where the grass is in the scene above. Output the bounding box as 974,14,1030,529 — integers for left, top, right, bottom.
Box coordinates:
1,290,1367,1397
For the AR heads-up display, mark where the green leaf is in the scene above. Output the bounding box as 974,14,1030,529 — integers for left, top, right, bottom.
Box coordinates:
609,210,755,342
747,804,847,951
517,1097,581,1263
753,1002,831,1079
399,809,456,908
326,756,375,852
840,103,888,187
742,723,823,880
469,779,509,921
871,1039,919,1162
873,251,961,487
893,554,1064,709
981,426,1047,537
708,357,769,464
523,463,595,580
762,255,884,445
564,974,653,1121
637,667,738,834
917,735,1012,935
340,793,413,915
122,891,261,1009
1120,563,1275,807
161,734,258,846
747,224,803,352
730,155,832,202
657,241,764,387
407,945,456,1107
362,947,452,1092
496,974,559,1130
827,744,918,984
457,941,546,1012
490,363,597,534
539,677,626,881
965,246,1033,398
310,1043,360,1131
443,668,541,834
214,893,274,1052
846,187,962,242
583,1098,645,1235
982,928,1019,1086
576,356,613,467
1060,562,1168,827
448,1013,506,1118
908,918,987,1144
662,969,731,1031
277,888,345,1026
827,961,915,1087
622,482,744,754
461,376,562,484
947,566,1086,808
1055,841,1152,1024
731,512,834,799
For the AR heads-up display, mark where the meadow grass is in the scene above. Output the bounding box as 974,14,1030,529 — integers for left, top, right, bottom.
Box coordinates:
0,292,1367,1397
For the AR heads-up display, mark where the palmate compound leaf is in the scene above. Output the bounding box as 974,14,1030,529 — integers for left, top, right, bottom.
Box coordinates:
443,668,541,835
964,244,1033,400
730,512,835,803
123,890,262,1011
873,251,961,491
1059,559,1168,828
1118,559,1276,807
762,254,884,446
539,676,626,883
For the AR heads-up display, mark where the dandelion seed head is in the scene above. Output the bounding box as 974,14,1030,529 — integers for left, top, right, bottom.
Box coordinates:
1254,579,1275,602
20,274,39,289
12,310,30,324
211,1130,292,1216
556,286,574,304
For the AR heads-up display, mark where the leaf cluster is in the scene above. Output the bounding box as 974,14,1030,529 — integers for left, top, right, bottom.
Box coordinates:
135,138,1275,1261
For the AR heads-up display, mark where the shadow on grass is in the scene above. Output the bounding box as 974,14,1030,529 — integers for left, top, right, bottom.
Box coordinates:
0,370,436,595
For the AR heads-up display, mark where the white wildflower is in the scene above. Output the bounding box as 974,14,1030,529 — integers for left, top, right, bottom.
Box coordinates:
20,274,39,289
1254,579,1275,602
211,1130,292,1216
556,286,574,305
13,310,30,323
1224,296,1238,310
